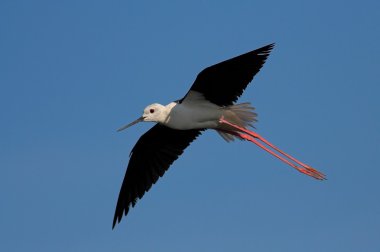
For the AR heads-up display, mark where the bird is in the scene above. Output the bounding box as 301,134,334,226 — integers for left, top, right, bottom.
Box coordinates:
112,43,325,228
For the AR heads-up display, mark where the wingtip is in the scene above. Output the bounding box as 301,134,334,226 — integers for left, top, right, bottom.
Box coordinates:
112,216,119,230
112,219,116,229
112,207,122,230
268,42,275,50
259,43,275,53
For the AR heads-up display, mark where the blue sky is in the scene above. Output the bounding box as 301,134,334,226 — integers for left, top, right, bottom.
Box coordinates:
1,1,379,251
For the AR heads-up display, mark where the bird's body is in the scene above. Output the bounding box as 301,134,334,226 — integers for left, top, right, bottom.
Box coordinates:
112,43,326,228
143,91,255,134
165,101,221,130
156,94,223,130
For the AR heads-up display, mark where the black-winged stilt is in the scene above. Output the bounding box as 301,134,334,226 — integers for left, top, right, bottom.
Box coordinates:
113,43,325,228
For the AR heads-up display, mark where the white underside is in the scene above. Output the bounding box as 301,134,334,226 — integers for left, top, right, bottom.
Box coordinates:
162,91,257,141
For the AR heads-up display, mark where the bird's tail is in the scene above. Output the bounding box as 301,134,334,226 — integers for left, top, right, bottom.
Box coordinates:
217,102,257,142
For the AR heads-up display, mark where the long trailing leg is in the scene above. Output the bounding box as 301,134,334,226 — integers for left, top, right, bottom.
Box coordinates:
219,117,326,180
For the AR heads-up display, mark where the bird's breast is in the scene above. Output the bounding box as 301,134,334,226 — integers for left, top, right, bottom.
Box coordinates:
163,102,222,130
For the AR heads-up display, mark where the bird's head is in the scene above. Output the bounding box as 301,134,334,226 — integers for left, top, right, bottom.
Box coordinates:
142,103,166,122
117,103,166,132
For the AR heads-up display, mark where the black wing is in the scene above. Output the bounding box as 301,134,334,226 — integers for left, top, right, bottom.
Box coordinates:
184,43,274,106
113,124,202,228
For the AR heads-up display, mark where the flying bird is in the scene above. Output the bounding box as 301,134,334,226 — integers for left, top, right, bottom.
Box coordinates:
112,43,325,228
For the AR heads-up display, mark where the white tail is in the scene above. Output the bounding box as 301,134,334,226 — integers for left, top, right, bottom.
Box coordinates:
217,102,257,142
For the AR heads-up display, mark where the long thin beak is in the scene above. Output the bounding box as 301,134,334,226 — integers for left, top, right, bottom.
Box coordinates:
117,116,144,132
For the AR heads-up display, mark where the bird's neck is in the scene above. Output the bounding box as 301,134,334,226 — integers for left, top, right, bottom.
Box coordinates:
153,102,176,124
163,102,177,117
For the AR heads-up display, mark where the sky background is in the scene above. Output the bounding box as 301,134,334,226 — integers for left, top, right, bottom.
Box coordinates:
1,1,380,251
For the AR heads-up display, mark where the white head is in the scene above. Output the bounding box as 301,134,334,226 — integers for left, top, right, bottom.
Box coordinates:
141,103,166,122
117,103,166,132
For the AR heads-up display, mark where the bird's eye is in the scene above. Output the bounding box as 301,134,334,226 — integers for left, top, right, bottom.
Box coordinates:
149,109,155,113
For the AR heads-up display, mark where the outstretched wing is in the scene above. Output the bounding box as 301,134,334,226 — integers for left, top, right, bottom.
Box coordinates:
113,124,202,228
184,43,274,106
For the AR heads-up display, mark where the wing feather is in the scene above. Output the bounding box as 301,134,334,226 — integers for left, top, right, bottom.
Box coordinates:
184,43,274,106
112,124,202,228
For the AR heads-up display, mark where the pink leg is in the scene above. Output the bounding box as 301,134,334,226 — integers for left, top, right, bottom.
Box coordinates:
219,117,326,180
